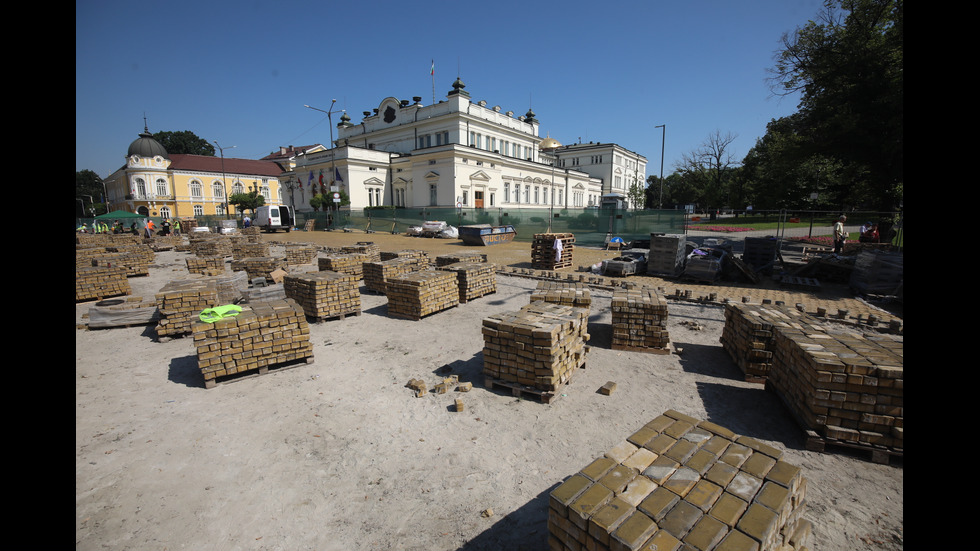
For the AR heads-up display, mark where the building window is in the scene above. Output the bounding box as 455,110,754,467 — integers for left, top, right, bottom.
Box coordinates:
523,185,529,203
534,186,539,204
232,182,244,195
155,178,168,197
135,178,147,198
543,187,549,205
489,193,495,207
504,182,510,203
558,190,563,205
430,184,438,206
462,190,468,205
159,206,171,219
190,181,203,198
194,204,204,216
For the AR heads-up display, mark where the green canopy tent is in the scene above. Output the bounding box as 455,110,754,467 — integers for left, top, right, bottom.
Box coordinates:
94,210,148,221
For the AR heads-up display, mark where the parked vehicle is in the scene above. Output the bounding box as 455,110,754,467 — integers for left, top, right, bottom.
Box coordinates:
254,205,293,232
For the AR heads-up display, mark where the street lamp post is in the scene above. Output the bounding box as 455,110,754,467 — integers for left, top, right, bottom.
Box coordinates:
213,141,237,219
539,136,563,233
655,124,665,208
305,100,342,226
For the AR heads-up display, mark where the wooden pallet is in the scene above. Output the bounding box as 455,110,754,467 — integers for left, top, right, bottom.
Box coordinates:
484,374,575,404
610,343,674,355
780,275,821,290
802,429,902,465
766,381,902,465
307,309,361,323
203,356,314,389
730,256,760,283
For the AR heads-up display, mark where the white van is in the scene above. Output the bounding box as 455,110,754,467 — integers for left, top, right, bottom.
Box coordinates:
254,205,294,232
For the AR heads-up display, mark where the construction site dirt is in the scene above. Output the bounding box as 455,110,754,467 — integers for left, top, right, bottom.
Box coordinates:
75,229,902,551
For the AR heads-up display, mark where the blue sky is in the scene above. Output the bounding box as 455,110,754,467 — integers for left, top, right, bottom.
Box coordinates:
76,0,820,180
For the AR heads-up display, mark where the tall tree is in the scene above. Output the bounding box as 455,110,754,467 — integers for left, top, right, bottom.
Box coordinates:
768,0,902,211
228,190,265,214
76,169,107,216
151,130,216,156
675,131,740,212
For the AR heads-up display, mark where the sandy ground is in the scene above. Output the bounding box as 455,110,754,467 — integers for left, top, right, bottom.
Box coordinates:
75,230,903,550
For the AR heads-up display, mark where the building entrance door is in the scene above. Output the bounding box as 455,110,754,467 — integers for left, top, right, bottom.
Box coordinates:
474,191,484,208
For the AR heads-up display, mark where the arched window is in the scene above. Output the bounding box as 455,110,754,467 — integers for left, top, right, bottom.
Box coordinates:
190,181,203,198
232,182,244,195
194,205,204,217
159,206,172,219
135,178,147,198
155,178,168,197
212,182,224,199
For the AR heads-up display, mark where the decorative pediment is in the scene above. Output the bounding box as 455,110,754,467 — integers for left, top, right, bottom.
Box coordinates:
469,170,490,182
425,171,440,180
364,177,384,186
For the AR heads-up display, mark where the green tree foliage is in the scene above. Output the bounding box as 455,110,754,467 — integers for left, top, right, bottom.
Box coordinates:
645,174,685,209
627,180,647,210
228,190,265,214
76,169,107,216
765,0,902,210
310,190,350,211
151,130,216,156
674,131,741,212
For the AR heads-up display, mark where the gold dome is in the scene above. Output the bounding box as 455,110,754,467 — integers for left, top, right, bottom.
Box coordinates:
539,136,562,151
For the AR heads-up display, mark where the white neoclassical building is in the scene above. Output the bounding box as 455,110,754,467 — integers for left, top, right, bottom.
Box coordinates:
552,142,648,209
284,78,644,212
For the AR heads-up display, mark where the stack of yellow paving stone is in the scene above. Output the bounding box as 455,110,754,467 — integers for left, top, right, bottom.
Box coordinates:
385,269,459,320
363,257,427,294
435,252,487,266
283,270,361,321
109,233,143,246
318,253,370,279
529,281,592,309
284,243,318,266
233,242,270,260
75,247,108,268
767,326,903,459
186,255,226,276
154,279,219,338
105,243,155,273
145,235,183,251
241,226,261,242
720,303,826,383
548,409,811,551
230,256,286,281
437,261,497,303
192,237,233,258
76,234,111,248
610,286,671,353
76,265,131,302
482,301,590,393
532,233,574,270
380,249,430,264
90,250,149,277
192,298,313,388
341,242,381,262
